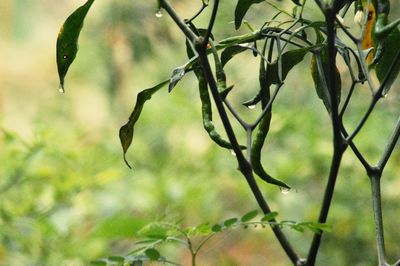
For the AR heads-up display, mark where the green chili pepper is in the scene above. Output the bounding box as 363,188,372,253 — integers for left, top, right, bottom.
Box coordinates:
251,44,290,189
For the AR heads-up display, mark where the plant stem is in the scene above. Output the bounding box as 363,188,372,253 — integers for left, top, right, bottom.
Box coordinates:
370,174,389,266
307,7,346,265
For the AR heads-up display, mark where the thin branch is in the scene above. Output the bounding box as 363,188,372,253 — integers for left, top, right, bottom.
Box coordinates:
377,116,400,170
160,0,197,42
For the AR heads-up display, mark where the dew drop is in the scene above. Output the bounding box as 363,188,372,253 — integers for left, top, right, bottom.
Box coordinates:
248,105,256,110
59,85,65,94
280,187,290,195
382,93,388,98
155,10,163,18
230,150,236,156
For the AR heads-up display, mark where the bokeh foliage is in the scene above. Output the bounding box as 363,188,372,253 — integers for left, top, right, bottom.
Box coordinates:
1,0,400,265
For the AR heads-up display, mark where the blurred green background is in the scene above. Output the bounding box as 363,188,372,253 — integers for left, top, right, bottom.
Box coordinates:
1,0,399,265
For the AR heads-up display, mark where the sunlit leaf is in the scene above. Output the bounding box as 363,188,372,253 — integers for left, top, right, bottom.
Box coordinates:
240,210,258,222
191,223,212,236
56,0,95,92
119,80,169,168
234,0,264,30
145,248,161,260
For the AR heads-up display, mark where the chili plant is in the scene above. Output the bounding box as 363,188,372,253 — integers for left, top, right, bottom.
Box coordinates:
56,0,400,265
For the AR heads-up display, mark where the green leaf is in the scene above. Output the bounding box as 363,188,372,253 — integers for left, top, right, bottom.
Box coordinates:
310,46,341,113
373,28,400,95
211,224,222,232
145,248,161,260
223,218,239,227
90,260,107,266
261,211,278,222
119,80,169,168
240,210,258,222
221,45,248,67
234,0,264,30
243,46,313,107
56,0,95,92
108,256,125,262
191,223,212,236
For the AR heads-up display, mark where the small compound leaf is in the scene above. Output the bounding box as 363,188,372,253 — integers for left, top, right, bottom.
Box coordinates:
56,0,95,92
211,224,222,232
223,218,239,227
169,64,188,92
90,260,107,266
108,256,125,262
221,45,248,67
145,248,160,260
234,0,264,30
191,223,212,236
261,211,278,222
119,80,169,168
241,210,258,222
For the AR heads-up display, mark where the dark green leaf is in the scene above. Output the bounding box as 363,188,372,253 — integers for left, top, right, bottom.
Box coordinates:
234,0,264,30
211,224,222,232
261,211,278,222
310,47,341,113
223,218,239,227
145,248,161,260
240,210,258,222
56,0,95,92
221,45,248,67
291,0,301,6
373,28,400,95
119,80,169,168
244,46,314,107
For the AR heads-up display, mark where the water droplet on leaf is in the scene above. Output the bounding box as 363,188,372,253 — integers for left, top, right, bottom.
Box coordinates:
248,105,256,110
59,86,65,94
155,10,163,18
280,187,290,195
230,150,236,156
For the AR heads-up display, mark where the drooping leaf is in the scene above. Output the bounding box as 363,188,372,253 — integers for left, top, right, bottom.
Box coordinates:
261,211,278,222
234,0,264,30
240,210,259,222
221,45,248,66
56,0,95,92
145,248,161,260
373,28,400,95
243,46,313,107
119,80,169,168
310,47,341,113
